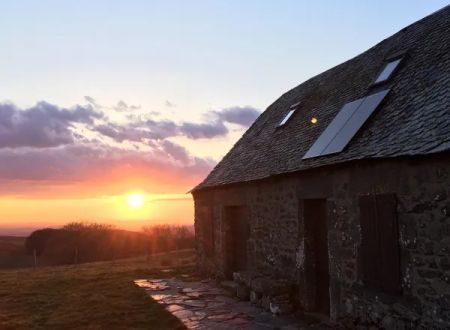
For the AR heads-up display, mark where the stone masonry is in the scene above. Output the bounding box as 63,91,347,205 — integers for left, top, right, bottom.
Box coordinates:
193,155,450,329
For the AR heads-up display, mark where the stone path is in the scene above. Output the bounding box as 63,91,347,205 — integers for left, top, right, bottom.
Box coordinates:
134,277,330,329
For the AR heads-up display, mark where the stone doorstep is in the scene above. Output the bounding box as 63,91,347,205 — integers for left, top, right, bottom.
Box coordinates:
222,272,296,316
220,280,239,294
233,271,293,296
233,270,262,287
258,294,295,315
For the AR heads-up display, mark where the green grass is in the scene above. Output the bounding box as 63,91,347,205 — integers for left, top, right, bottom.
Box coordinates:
0,250,196,330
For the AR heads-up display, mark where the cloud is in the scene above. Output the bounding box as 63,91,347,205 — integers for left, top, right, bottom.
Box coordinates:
85,96,140,113
93,117,230,144
0,99,259,196
0,100,260,149
0,143,215,196
94,123,152,143
160,140,191,164
214,106,261,126
165,100,176,108
0,98,214,195
139,119,179,139
113,100,141,112
179,121,228,139
84,96,102,109
0,101,103,148
93,106,260,144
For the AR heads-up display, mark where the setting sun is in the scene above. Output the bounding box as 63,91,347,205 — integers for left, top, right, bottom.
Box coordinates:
127,194,145,208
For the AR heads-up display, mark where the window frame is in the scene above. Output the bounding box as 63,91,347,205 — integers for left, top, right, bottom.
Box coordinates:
371,51,407,87
278,102,300,127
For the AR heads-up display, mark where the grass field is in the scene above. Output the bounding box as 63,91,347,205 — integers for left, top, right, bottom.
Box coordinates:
0,249,195,329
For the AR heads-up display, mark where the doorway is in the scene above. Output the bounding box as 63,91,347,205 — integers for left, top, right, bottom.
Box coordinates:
224,206,250,278
304,199,330,316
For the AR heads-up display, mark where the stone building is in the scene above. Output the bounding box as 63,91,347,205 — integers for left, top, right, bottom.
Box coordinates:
192,6,450,329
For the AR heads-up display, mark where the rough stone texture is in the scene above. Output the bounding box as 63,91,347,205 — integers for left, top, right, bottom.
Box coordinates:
219,281,238,295
250,290,262,304
194,155,450,328
229,271,295,315
270,294,294,316
236,284,250,301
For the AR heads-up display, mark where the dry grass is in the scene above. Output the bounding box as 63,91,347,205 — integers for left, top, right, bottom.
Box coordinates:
0,249,196,330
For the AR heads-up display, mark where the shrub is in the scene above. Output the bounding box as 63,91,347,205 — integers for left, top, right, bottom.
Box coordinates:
25,222,150,265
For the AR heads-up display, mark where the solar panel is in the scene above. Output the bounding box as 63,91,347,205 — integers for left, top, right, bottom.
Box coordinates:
278,109,295,127
374,58,402,84
303,89,390,159
302,98,363,159
322,89,390,154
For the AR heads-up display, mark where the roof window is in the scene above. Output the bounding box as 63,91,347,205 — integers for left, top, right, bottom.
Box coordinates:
373,57,402,84
278,102,299,127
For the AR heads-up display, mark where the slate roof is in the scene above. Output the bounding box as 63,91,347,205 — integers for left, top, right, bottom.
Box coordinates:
194,6,450,192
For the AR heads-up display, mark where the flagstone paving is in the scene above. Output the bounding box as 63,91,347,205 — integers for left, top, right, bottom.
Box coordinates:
134,277,331,329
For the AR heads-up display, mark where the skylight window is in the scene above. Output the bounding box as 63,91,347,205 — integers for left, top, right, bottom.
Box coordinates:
278,109,295,126
278,102,299,127
373,58,402,84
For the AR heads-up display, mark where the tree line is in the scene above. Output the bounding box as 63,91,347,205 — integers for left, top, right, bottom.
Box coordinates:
25,222,195,266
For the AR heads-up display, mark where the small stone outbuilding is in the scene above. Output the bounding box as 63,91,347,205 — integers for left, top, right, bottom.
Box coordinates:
192,6,450,329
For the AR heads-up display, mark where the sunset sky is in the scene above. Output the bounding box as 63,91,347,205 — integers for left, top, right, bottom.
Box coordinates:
0,1,447,235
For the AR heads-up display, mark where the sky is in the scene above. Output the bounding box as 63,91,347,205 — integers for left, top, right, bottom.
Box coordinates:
0,1,448,235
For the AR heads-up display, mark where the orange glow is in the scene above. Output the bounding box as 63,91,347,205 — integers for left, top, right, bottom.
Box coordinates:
0,126,221,234
0,163,202,233
0,194,194,232
311,117,318,124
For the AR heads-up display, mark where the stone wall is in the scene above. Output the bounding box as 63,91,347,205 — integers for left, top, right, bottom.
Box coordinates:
193,154,450,329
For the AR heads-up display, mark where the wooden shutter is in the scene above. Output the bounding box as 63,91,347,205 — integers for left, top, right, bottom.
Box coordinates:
359,195,381,289
359,194,401,294
376,194,401,293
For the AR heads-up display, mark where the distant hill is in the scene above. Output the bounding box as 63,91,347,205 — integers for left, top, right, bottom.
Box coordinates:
0,223,195,270
25,225,151,266
0,236,26,256
0,226,46,237
0,236,34,269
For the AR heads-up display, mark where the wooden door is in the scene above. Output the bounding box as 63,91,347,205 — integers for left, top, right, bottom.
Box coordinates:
304,199,330,316
224,206,250,278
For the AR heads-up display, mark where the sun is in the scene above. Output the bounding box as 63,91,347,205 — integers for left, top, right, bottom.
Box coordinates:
127,194,145,208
